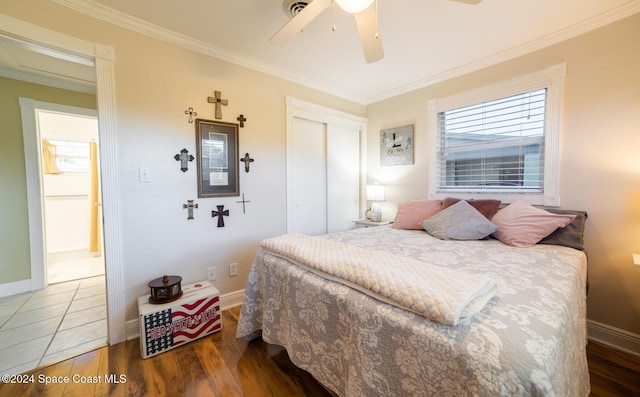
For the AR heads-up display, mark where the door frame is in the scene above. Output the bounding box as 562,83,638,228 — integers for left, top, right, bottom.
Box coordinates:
4,14,126,344
285,96,368,233
19,100,99,287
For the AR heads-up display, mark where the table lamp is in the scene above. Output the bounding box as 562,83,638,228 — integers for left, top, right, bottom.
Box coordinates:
366,184,385,222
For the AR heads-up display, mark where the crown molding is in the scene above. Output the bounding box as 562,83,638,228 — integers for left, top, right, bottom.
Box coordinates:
53,0,640,105
51,0,367,104
364,1,640,104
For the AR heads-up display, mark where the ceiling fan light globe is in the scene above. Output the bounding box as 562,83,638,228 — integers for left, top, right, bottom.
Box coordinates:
335,0,375,14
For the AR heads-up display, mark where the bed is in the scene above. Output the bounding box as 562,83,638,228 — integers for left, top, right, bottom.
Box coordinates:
236,200,590,397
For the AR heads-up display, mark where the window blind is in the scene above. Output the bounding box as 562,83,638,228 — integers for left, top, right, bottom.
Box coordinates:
436,88,547,193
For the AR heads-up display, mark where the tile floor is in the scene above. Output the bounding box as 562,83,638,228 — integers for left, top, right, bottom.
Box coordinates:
0,275,107,375
47,251,105,284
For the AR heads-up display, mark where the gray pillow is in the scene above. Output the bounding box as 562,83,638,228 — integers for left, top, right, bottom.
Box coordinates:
538,209,588,250
421,200,498,240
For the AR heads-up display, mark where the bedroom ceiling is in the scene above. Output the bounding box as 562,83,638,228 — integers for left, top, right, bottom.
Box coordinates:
17,0,640,103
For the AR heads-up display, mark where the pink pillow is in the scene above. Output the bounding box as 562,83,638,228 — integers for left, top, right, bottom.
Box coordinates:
492,200,577,247
392,200,443,230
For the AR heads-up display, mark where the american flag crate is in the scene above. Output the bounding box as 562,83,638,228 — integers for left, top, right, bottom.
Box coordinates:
138,280,221,359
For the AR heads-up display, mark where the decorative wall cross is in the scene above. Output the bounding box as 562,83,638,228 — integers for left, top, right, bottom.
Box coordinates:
207,91,228,119
212,205,229,227
174,148,194,172
183,200,198,220
184,107,198,123
236,193,251,214
236,114,247,128
241,153,254,173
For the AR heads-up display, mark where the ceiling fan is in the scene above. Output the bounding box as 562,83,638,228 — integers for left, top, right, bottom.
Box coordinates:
270,0,482,64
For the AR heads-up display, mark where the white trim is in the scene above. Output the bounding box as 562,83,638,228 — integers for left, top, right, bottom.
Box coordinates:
0,279,32,298
0,68,96,94
93,42,127,345
588,319,640,357
51,0,640,105
427,63,566,206
125,289,246,341
285,97,368,233
2,16,126,345
17,98,46,291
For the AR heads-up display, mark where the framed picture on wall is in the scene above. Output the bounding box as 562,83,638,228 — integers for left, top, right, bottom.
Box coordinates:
195,119,239,197
380,124,414,166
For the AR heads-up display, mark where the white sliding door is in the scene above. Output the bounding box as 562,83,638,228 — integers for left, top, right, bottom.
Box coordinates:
286,97,367,235
291,117,327,235
327,125,360,233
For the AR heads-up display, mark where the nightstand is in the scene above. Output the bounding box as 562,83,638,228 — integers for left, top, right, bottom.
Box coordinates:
352,219,392,228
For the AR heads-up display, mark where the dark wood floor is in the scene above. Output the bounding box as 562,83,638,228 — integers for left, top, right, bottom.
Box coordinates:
0,306,638,396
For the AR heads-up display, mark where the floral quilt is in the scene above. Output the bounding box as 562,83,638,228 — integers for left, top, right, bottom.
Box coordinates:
236,226,590,397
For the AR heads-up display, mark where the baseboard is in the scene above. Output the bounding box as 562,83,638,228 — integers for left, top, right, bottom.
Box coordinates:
0,279,32,298
125,289,245,341
588,319,640,356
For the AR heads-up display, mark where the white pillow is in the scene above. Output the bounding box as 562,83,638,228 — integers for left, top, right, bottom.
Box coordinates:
420,200,498,240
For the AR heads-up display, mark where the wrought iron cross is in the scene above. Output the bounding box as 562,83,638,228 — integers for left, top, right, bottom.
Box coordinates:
212,205,229,227
184,107,197,123
207,91,228,119
241,152,254,173
236,114,247,128
174,148,194,172
236,193,251,214
183,200,198,220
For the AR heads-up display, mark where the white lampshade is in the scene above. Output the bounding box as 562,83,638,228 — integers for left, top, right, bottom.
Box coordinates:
366,184,385,201
335,0,375,14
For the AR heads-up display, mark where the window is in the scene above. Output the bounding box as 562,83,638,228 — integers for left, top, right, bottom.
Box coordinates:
45,139,90,173
428,64,566,206
440,88,546,191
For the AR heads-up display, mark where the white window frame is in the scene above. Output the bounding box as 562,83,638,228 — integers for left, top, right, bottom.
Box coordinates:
427,63,566,206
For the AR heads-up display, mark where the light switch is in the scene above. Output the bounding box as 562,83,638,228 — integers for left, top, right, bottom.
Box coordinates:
633,253,640,267
139,167,152,182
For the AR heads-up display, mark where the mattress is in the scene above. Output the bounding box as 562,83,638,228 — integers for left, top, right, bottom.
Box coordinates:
236,225,590,396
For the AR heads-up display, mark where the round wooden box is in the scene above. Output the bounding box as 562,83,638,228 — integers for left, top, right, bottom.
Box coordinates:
148,275,183,304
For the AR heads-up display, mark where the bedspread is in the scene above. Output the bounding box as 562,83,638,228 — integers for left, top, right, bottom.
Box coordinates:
261,233,497,325
237,226,590,397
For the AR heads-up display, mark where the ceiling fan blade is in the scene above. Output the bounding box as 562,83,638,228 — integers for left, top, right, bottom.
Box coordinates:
270,0,333,44
450,0,482,4
354,2,383,63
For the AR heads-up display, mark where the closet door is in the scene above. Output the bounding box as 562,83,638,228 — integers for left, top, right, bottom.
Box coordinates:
326,125,360,233
286,97,366,235
291,117,327,235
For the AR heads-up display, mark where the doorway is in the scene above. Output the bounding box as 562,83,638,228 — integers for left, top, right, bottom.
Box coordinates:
0,100,109,374
1,14,125,349
37,107,105,284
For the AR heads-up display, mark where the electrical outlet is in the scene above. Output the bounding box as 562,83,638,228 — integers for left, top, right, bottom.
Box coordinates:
229,262,238,277
207,266,216,281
